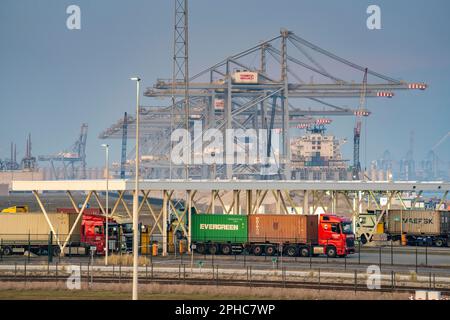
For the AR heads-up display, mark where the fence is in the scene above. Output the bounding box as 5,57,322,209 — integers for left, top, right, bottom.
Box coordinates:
0,260,448,295
1,234,450,277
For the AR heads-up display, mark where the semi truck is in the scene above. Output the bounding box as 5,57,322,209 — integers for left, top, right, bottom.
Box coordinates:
191,213,355,258
55,207,151,253
355,209,450,247
0,210,133,256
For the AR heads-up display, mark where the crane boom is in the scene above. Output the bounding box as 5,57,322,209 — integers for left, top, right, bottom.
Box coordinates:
432,132,450,151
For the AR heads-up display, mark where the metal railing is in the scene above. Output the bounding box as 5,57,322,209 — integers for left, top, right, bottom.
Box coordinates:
1,234,450,277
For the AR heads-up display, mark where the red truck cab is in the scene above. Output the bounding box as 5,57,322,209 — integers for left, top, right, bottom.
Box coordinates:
56,208,119,255
318,214,355,257
80,214,118,255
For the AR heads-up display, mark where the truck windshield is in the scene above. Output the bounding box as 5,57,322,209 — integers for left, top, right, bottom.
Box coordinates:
108,225,119,236
122,223,133,234
341,222,353,234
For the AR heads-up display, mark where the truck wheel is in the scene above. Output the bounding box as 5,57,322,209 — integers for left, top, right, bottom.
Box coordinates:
435,239,444,247
285,245,298,257
221,244,231,255
175,230,183,240
195,243,205,254
208,244,218,255
2,246,12,256
253,245,263,256
300,247,310,257
326,246,337,258
360,234,367,245
265,245,276,256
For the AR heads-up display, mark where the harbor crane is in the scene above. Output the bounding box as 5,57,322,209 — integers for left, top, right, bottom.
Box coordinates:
424,132,450,179
120,112,129,179
352,68,371,180
21,133,37,170
100,0,427,180
4,143,19,171
39,123,88,180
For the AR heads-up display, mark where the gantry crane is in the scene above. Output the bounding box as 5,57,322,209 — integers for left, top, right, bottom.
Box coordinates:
4,143,19,171
99,1,427,180
120,112,128,179
39,123,88,180
144,29,426,180
21,133,37,170
352,68,370,180
425,132,450,179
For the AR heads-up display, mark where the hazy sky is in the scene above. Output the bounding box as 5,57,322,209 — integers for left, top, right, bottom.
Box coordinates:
1,0,449,168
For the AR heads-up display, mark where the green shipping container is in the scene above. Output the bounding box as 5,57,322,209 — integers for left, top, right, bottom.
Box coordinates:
191,214,248,243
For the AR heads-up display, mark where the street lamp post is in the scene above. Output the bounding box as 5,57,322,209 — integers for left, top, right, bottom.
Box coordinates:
130,76,141,301
101,144,110,266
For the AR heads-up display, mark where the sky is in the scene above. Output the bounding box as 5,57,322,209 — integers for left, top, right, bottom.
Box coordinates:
0,0,449,170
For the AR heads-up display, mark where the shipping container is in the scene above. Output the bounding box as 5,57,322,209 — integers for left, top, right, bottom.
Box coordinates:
191,214,248,243
386,210,450,236
248,214,318,244
0,212,81,242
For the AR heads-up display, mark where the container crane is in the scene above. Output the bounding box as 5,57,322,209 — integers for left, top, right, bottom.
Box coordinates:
21,133,37,170
400,131,416,180
120,112,128,179
425,132,450,179
4,143,19,171
352,68,371,180
38,123,88,180
100,24,427,180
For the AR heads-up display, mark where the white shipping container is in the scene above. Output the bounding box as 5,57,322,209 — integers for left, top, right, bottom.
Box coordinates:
232,71,259,84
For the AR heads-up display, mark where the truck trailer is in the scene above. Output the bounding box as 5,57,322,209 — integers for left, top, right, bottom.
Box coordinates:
191,213,355,258
356,209,450,247
386,209,450,247
0,211,121,256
